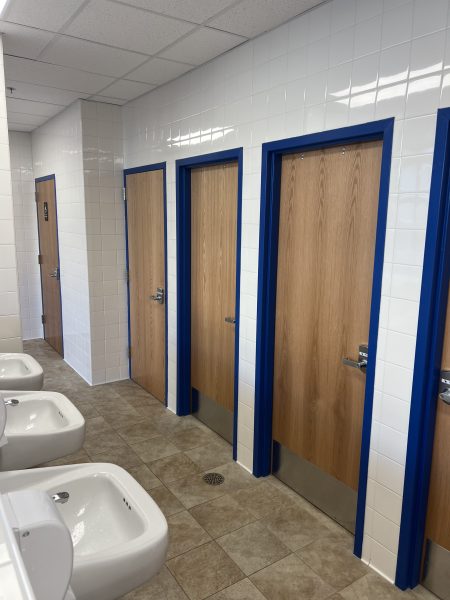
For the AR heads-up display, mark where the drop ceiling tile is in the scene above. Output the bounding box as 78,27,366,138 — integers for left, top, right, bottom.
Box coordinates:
0,22,55,59
208,0,324,38
97,79,155,101
40,35,148,78
119,0,238,24
65,0,195,55
2,0,85,32
6,97,64,116
5,80,89,104
7,111,47,126
126,57,193,85
4,55,115,94
88,94,127,105
8,122,33,132
160,27,246,65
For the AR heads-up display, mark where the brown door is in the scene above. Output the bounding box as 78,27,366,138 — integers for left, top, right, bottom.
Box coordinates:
422,301,450,597
272,141,383,525
126,169,165,401
190,162,238,438
36,177,63,356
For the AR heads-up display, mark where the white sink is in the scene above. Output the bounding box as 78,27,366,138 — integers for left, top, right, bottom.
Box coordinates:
0,463,168,600
0,391,85,470
0,354,44,391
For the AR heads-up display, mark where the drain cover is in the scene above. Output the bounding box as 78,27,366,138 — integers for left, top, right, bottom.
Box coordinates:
202,472,225,486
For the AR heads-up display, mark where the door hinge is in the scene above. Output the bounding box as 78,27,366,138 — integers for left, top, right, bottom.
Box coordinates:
35,191,39,203
41,314,46,325
122,187,127,202
125,269,129,283
127,346,131,359
37,254,43,265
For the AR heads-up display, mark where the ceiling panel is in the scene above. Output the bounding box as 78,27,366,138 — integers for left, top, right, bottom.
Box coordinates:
0,22,55,59
6,97,64,117
126,57,193,85
98,79,155,101
7,121,33,131
160,27,246,65
4,55,115,94
4,80,89,105
118,0,239,24
88,94,127,105
2,0,85,32
65,0,195,55
7,111,47,126
39,35,149,78
208,0,324,37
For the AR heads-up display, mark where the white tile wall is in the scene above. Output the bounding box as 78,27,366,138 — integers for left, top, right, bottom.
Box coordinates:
9,131,42,340
31,101,91,380
81,100,128,385
122,0,450,581
0,37,22,353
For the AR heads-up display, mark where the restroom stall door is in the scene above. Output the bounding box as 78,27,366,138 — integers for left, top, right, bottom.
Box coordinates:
36,178,63,356
190,162,238,442
421,299,450,599
272,141,383,531
126,169,165,401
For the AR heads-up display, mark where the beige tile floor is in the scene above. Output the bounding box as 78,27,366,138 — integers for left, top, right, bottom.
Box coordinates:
25,339,436,600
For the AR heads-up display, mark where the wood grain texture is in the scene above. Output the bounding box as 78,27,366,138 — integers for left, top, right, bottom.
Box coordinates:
127,169,165,401
424,298,450,550
36,178,63,356
191,163,238,413
272,141,383,490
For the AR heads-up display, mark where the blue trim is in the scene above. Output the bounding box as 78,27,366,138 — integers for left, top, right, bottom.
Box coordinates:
35,174,64,357
176,148,243,461
123,163,168,406
396,108,450,590
253,119,395,559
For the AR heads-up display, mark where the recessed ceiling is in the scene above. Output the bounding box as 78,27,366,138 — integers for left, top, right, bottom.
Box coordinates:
0,0,326,132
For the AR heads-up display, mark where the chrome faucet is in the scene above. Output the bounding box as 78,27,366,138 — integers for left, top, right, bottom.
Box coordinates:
52,492,69,504
4,398,19,406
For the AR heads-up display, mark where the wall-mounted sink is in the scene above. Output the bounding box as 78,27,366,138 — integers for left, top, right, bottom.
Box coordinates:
0,354,44,391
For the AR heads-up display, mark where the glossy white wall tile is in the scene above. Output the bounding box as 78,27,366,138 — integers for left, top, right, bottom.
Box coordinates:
0,39,22,353
122,0,450,581
31,101,91,380
9,131,42,340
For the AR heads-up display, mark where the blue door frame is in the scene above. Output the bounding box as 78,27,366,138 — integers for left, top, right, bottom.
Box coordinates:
396,108,450,589
176,148,243,461
123,162,168,406
253,119,394,558
35,174,64,357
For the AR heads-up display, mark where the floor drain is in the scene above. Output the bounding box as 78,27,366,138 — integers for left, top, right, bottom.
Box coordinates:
202,472,225,486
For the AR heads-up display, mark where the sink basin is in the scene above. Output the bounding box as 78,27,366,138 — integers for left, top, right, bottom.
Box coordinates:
0,354,43,390
0,463,168,600
0,391,85,470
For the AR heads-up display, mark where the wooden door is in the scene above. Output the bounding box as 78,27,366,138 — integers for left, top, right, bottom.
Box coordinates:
273,141,383,490
126,169,165,401
36,177,63,356
191,162,238,414
423,299,450,559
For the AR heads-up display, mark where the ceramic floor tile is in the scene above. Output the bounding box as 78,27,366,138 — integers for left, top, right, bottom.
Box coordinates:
185,439,233,471
167,540,245,600
150,453,202,483
126,464,161,491
117,420,161,445
263,503,335,551
166,511,211,559
189,494,257,538
250,554,335,600
208,579,266,599
88,445,143,469
120,565,188,599
169,426,219,451
217,521,290,576
297,538,368,590
149,486,185,516
232,480,298,519
131,436,180,463
336,573,419,599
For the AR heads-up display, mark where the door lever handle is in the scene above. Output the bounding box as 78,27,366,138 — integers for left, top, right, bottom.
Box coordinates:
225,316,236,324
439,371,450,404
342,344,368,373
49,267,59,279
439,388,450,404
